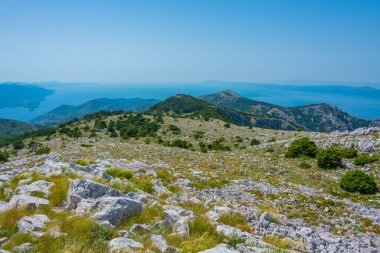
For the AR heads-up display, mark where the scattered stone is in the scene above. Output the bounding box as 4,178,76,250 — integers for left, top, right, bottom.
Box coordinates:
130,224,150,233
163,209,181,227
198,244,239,253
108,237,143,252
18,214,50,233
172,219,189,237
151,234,178,253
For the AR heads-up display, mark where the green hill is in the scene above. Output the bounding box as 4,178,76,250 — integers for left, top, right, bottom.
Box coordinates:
148,94,300,130
0,118,39,142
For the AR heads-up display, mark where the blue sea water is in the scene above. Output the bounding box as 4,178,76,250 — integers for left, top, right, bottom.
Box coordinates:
0,82,379,122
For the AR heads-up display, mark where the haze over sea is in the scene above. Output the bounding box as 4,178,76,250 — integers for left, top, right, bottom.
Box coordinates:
0,82,379,122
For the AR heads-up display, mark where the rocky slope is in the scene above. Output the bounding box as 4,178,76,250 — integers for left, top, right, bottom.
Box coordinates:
0,113,379,253
200,90,374,132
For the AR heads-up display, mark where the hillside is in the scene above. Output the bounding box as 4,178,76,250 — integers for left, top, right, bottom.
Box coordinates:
149,94,300,131
0,112,379,252
201,90,372,132
0,118,39,142
31,98,159,126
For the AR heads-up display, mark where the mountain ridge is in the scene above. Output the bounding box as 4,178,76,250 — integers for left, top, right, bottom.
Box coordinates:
200,90,376,132
31,98,159,126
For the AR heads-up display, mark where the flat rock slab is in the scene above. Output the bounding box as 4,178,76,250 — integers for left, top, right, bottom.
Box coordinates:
8,195,49,209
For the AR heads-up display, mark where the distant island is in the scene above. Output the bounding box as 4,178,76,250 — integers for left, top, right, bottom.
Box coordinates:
0,83,54,110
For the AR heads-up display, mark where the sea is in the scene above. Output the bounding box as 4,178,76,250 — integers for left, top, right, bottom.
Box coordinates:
0,82,379,122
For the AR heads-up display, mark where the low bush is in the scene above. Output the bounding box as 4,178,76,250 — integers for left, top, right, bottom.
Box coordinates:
339,170,377,194
285,137,318,158
171,139,192,149
339,147,358,159
35,146,51,155
0,151,9,162
316,147,342,169
250,138,260,146
354,154,379,166
13,140,25,150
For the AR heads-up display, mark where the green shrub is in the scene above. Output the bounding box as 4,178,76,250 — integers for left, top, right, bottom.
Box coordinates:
168,124,181,134
13,140,25,150
0,151,9,163
285,137,318,158
35,146,51,155
316,147,342,169
340,170,377,194
250,138,260,146
193,131,205,140
105,168,133,180
171,139,192,149
354,154,379,166
340,147,358,159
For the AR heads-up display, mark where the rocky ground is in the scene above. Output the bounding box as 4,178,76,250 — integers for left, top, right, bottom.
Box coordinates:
0,116,379,253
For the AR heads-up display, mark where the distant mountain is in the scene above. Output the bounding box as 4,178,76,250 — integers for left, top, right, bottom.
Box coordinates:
148,94,300,130
32,98,159,126
0,118,39,142
0,83,54,110
200,90,373,132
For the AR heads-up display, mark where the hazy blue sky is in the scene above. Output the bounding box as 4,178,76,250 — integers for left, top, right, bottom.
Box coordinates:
0,0,379,83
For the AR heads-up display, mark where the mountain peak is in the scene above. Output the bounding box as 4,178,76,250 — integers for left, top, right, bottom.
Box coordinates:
219,90,243,98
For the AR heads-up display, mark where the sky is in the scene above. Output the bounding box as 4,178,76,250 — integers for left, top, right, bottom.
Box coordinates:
0,0,379,84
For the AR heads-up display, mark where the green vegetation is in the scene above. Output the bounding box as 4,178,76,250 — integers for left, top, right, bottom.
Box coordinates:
339,147,358,159
13,140,25,150
105,168,134,180
316,147,342,169
218,212,251,232
340,170,377,194
35,146,51,155
168,124,181,134
131,175,154,193
0,151,9,162
172,216,223,253
285,137,317,158
170,139,192,149
250,138,260,146
117,113,161,139
59,126,83,138
262,235,294,250
207,138,231,151
299,161,312,169
354,154,379,166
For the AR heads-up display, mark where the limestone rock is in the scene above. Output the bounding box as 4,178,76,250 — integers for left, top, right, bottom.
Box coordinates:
18,214,50,233
198,244,239,253
151,234,177,253
17,180,54,197
8,195,49,209
108,237,143,252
